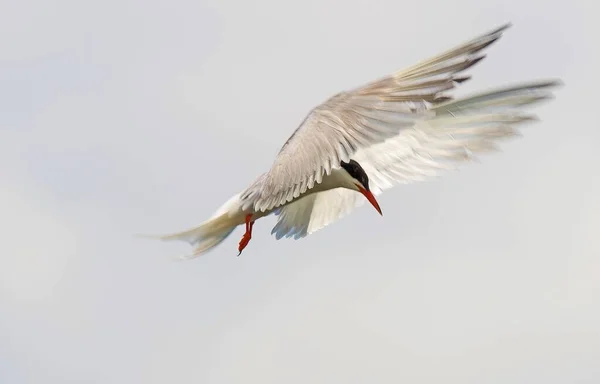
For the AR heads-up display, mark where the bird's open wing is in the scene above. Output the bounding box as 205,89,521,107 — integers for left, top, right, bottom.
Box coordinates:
271,80,561,239
271,189,366,240
241,24,512,213
352,81,560,194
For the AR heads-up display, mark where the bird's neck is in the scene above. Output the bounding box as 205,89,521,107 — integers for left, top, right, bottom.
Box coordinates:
305,168,358,195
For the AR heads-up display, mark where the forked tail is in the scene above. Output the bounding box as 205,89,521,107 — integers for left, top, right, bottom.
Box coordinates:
138,193,243,260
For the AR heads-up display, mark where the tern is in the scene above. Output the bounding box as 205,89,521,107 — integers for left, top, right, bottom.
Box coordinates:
146,23,561,259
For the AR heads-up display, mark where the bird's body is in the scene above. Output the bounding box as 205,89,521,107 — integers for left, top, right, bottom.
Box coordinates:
146,23,561,259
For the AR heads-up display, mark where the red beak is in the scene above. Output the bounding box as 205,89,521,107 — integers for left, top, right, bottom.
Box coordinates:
357,185,383,216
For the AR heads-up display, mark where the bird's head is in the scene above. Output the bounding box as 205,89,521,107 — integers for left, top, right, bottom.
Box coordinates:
340,160,382,216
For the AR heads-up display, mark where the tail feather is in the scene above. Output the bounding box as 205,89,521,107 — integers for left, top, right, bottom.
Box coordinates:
137,193,243,260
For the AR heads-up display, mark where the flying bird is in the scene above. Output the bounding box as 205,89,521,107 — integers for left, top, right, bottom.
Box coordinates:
145,23,561,259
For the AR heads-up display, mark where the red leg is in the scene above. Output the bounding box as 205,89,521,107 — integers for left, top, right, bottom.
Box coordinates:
238,214,254,256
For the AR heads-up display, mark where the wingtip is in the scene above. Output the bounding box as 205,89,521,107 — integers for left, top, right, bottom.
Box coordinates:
549,79,565,88
527,78,565,90
490,22,513,35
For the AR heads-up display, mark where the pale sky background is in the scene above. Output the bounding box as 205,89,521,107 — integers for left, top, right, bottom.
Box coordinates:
1,0,598,383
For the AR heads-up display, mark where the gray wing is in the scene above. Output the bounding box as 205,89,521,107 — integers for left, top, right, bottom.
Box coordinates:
270,80,561,239
242,24,512,213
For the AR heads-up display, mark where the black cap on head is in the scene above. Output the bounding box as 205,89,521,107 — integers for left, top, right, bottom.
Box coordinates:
340,159,370,191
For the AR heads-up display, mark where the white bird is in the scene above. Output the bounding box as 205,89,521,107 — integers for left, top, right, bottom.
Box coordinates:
146,23,561,259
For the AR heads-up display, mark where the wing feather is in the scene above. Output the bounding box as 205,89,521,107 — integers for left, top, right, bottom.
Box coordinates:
271,189,365,240
242,24,512,213
271,80,561,238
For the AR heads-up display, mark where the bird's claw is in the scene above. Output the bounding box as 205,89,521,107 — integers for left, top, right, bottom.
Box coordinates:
237,232,252,256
